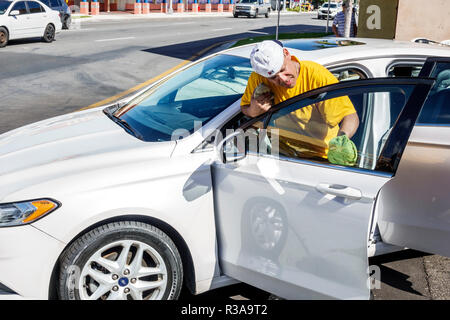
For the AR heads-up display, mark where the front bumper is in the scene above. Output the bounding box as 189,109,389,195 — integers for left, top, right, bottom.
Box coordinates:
0,225,66,299
234,7,255,15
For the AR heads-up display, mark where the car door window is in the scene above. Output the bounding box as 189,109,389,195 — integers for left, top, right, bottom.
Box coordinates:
417,62,450,124
27,1,44,13
246,84,418,172
387,64,423,78
11,1,28,14
331,68,367,82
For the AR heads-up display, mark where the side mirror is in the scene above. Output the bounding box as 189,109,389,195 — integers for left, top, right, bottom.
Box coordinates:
217,130,247,164
9,10,20,16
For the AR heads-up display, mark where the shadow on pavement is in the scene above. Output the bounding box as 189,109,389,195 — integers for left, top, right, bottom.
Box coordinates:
369,249,432,265
141,24,327,61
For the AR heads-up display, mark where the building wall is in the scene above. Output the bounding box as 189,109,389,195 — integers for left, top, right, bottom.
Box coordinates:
395,0,450,42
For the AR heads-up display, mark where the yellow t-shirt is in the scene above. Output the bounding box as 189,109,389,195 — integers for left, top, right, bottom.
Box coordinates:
241,57,356,158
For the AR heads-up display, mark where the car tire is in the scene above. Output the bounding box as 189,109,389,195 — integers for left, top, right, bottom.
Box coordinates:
253,9,258,18
265,9,270,18
234,13,238,18
0,27,8,48
57,221,183,300
42,24,55,43
63,15,71,30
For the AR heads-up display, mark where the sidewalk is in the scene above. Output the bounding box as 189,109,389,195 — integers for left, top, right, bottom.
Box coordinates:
72,10,310,22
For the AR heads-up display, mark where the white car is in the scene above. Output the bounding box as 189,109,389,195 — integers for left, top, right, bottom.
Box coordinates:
0,0,62,48
317,1,341,19
0,38,449,300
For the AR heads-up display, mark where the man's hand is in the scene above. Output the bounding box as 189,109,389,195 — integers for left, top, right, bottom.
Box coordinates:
241,89,273,118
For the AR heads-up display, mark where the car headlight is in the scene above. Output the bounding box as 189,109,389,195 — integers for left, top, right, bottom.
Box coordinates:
0,199,60,227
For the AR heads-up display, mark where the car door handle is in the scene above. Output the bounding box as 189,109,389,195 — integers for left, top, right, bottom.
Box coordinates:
316,183,362,200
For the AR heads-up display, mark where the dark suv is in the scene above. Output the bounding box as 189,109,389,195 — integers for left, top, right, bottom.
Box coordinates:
41,0,71,29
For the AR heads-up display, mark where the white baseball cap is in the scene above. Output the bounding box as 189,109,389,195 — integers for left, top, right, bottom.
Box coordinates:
250,40,285,78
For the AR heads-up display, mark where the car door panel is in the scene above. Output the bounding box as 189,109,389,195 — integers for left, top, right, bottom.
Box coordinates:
26,1,47,36
6,1,29,39
213,157,390,299
212,78,435,299
378,58,450,257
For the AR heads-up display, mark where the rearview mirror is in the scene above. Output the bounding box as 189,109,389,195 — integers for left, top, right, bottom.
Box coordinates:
217,130,247,164
9,10,20,16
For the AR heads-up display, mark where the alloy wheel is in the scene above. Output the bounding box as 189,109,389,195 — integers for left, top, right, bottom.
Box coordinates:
78,240,168,300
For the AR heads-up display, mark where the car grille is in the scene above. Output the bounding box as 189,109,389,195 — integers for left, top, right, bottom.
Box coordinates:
236,6,250,10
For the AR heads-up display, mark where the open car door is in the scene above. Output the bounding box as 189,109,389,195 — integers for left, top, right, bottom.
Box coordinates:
377,58,450,257
212,78,435,299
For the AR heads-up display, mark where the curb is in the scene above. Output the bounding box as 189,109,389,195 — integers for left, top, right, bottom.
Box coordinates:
71,10,311,22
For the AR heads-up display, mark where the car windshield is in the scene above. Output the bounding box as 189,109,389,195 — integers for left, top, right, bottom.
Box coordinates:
322,3,337,8
112,54,252,142
239,0,258,3
0,0,12,14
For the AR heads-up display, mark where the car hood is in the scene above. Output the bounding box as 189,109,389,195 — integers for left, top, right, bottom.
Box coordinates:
0,109,176,200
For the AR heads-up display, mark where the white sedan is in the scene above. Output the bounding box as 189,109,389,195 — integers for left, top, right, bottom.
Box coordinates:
0,0,61,48
0,38,449,300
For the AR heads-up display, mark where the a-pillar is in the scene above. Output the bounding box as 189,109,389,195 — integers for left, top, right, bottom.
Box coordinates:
134,0,142,14
191,0,198,12
142,0,149,14
217,0,223,12
228,0,234,12
91,0,99,15
205,0,211,12
177,0,184,12
80,0,89,14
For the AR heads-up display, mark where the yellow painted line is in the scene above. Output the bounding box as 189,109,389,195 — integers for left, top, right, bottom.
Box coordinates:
78,43,223,111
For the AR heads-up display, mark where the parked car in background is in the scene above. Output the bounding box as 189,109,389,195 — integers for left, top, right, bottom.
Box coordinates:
0,38,449,300
234,0,271,18
40,0,70,29
0,0,62,48
317,1,341,19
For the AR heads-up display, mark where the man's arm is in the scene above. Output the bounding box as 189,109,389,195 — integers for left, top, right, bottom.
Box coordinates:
338,112,359,138
332,24,339,37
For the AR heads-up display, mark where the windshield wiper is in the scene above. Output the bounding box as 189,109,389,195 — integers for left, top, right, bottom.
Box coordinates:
103,109,143,139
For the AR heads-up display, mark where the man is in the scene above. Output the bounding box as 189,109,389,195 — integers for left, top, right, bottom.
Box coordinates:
241,40,359,160
332,1,358,38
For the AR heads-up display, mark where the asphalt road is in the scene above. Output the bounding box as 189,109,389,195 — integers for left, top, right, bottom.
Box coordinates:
0,12,328,134
0,12,448,300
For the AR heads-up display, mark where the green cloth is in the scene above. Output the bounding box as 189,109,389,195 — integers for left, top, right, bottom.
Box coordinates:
328,135,357,166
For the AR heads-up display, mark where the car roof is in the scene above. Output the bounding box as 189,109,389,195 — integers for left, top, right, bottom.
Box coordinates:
223,38,450,66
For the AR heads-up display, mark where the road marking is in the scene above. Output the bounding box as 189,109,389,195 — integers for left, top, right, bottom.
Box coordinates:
95,37,136,42
78,42,223,111
212,28,232,32
247,30,269,35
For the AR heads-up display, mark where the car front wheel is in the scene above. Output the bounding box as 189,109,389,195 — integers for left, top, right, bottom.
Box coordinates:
42,24,55,43
0,27,8,48
58,221,183,300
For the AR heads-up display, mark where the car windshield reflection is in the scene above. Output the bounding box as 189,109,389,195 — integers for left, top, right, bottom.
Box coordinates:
112,54,252,142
